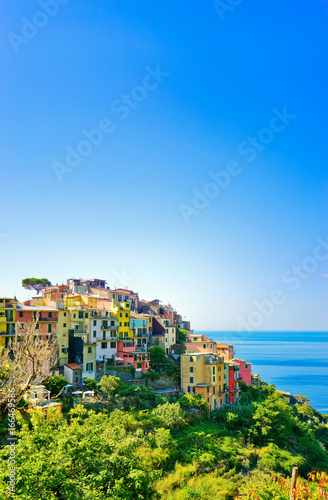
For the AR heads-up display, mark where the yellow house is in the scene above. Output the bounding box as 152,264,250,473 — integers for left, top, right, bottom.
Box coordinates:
56,310,70,367
0,298,18,347
181,353,226,411
83,343,96,380
112,302,133,340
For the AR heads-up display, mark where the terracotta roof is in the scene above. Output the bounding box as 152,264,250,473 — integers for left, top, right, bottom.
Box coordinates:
64,363,82,370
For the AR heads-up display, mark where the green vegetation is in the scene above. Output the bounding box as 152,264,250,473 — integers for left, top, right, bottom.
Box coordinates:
43,374,67,396
0,382,327,499
21,278,52,294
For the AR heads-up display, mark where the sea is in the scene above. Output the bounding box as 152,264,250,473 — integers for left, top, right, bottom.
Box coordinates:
195,331,328,414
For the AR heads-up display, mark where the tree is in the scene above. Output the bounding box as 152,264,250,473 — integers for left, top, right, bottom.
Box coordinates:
153,402,186,429
176,328,187,345
84,378,98,391
43,374,67,396
149,345,171,371
98,375,124,397
22,278,52,295
0,317,57,423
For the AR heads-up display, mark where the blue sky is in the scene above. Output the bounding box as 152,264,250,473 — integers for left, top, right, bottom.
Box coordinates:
1,0,327,330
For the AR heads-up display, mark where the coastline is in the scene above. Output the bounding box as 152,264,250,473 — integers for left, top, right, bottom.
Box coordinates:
195,330,328,414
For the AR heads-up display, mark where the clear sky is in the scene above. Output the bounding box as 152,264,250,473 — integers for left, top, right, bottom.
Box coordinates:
1,0,327,331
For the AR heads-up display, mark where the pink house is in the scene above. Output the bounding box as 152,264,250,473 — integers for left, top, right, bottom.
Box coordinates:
117,341,149,371
232,358,252,386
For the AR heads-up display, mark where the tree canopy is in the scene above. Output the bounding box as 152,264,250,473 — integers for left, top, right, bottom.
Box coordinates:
22,278,52,294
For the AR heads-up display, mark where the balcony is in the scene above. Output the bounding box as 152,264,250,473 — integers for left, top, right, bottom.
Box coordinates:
74,329,88,335
205,355,224,365
101,325,117,330
97,334,118,342
38,316,57,322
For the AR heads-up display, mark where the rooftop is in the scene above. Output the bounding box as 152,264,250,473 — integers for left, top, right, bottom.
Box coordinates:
64,363,82,370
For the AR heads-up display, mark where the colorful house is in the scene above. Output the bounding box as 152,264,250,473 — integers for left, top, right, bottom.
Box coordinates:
64,363,82,384
229,361,241,404
0,297,18,346
232,358,252,386
117,340,150,371
130,313,149,350
89,311,118,361
181,353,225,410
216,343,234,361
113,302,133,340
184,333,216,354
16,305,58,340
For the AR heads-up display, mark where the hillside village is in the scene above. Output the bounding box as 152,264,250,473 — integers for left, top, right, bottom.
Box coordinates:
0,277,257,412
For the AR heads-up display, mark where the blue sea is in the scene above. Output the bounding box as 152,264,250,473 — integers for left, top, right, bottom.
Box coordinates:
195,331,328,414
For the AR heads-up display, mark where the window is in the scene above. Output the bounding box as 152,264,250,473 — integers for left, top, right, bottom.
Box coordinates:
137,363,142,368
245,364,248,369
86,363,93,371
213,376,215,382
88,347,92,353
207,398,209,402
85,313,89,318
189,356,193,362
19,311,23,318
73,314,76,318
213,387,215,395
213,367,215,374
219,386,221,393
125,312,128,317
63,323,66,327
119,322,122,327
124,322,129,327
172,337,174,342
101,342,107,349
119,312,122,317
19,323,25,330
106,311,108,317
93,320,96,326
35,323,39,330
190,377,193,383
78,311,83,318
64,312,67,317
48,324,52,333
190,366,193,373
203,344,206,349
211,344,213,348
49,312,52,318
102,332,106,341
110,342,116,348
218,366,221,372
219,376,221,381
113,294,115,298
93,331,96,338
111,321,115,326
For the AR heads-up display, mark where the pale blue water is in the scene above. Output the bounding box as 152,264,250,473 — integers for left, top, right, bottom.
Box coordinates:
195,331,328,414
